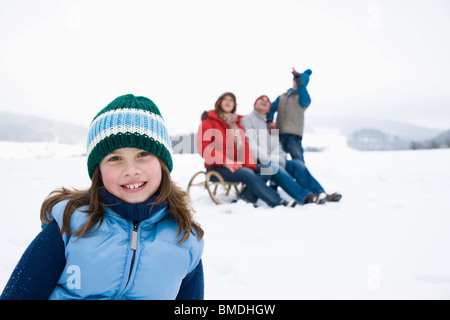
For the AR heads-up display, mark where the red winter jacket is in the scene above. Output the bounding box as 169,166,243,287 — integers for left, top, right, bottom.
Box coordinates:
196,110,257,171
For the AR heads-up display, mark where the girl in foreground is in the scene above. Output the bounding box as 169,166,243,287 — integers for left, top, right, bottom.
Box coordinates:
1,94,204,300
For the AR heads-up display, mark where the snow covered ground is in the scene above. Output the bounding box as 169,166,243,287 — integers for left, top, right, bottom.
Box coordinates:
1,139,449,299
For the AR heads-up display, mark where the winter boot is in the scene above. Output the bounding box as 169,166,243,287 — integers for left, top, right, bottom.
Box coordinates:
326,192,342,202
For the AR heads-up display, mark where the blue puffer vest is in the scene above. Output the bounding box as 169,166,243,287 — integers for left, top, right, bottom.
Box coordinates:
48,199,204,300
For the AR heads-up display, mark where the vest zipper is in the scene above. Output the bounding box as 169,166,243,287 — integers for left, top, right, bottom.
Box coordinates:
126,221,140,286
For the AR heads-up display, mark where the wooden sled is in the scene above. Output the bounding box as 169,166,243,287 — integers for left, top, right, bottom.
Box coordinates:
187,170,244,205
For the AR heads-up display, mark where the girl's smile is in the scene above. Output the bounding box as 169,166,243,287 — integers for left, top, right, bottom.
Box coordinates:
99,148,162,203
121,181,147,192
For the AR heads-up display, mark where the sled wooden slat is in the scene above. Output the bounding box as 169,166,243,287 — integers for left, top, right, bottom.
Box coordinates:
187,170,244,205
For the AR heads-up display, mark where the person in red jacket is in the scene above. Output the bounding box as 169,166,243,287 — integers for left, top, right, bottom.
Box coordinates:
197,92,296,208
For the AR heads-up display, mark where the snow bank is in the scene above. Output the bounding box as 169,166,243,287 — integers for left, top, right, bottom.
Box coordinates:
0,141,85,159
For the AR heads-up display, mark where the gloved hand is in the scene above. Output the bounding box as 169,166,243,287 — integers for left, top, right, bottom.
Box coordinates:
292,68,303,86
267,121,277,134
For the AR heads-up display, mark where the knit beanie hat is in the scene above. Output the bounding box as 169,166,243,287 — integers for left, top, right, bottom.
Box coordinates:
253,95,271,107
86,94,173,179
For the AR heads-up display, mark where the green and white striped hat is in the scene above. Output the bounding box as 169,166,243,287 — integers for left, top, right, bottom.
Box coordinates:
86,94,173,179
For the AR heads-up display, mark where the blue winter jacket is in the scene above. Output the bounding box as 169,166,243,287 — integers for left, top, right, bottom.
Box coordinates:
50,202,203,299
1,190,204,300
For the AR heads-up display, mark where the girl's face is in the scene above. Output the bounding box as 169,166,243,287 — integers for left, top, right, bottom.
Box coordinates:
99,148,162,204
220,95,235,113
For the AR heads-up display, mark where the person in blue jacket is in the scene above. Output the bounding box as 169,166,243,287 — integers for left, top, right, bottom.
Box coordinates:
267,68,312,163
1,94,205,300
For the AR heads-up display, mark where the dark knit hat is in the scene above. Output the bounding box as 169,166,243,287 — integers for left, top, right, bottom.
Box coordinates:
86,94,173,179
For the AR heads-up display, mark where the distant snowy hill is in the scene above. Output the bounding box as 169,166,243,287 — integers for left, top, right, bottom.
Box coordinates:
433,130,450,147
0,111,88,145
412,130,450,149
305,116,444,141
347,128,410,151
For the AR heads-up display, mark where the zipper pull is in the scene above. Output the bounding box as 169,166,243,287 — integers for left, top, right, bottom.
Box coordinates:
131,221,139,250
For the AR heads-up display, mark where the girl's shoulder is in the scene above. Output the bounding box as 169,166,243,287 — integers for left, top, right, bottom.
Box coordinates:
49,199,69,227
49,199,90,233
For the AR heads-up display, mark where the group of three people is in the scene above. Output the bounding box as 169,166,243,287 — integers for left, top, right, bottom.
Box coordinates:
197,73,341,208
1,71,341,300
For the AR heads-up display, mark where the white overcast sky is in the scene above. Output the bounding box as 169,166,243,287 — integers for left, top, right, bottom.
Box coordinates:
1,0,449,132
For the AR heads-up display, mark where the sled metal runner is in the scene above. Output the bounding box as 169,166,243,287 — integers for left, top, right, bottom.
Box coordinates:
187,170,244,205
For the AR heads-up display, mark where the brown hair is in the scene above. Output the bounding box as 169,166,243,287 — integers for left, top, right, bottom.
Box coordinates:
40,158,204,244
214,92,237,115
